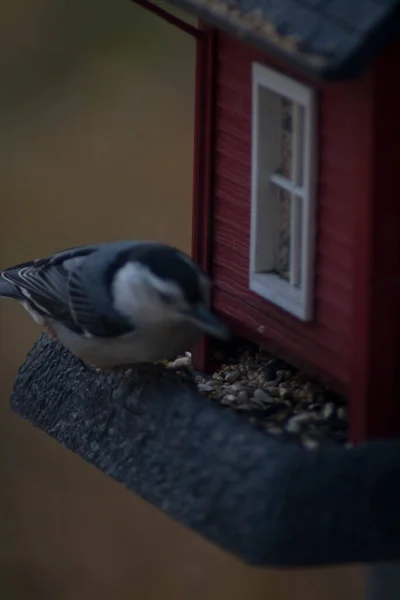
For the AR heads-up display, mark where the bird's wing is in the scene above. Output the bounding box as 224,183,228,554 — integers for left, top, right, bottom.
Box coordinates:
1,242,136,337
0,245,99,333
67,263,132,338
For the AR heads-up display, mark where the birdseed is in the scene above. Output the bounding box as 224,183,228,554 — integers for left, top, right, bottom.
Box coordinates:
167,344,348,449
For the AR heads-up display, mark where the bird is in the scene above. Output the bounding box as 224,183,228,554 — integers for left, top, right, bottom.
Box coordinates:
0,240,231,372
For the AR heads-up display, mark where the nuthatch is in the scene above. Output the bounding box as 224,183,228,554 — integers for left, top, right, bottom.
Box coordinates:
0,240,230,370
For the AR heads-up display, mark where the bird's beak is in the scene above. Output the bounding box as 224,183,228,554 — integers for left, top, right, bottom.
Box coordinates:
185,304,231,340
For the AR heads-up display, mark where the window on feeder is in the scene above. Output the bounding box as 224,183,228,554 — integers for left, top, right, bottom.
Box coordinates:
249,63,317,321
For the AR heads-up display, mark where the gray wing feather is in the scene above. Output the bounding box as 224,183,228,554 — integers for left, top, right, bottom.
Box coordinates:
0,241,136,337
0,244,98,332
1,262,83,332
67,258,133,337
0,278,20,298
67,266,111,336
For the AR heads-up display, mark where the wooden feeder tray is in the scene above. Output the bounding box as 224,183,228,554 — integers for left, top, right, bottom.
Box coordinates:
10,334,400,568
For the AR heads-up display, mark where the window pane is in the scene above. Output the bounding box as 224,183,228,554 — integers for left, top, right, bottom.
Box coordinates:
274,187,291,280
293,104,305,187
291,195,302,288
280,97,293,178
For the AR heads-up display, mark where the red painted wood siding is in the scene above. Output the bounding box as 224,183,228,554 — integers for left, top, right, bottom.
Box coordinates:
211,34,372,391
191,23,218,370
350,39,400,442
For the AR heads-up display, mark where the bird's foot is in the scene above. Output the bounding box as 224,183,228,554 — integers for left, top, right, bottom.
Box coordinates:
165,364,196,386
89,360,196,389
125,361,196,389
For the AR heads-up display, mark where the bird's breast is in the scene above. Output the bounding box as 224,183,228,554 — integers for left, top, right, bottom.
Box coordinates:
51,321,202,368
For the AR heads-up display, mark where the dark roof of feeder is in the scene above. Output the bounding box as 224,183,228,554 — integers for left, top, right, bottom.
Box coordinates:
166,0,400,79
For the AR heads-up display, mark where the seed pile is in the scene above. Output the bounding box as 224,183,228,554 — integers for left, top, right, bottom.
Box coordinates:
168,346,348,449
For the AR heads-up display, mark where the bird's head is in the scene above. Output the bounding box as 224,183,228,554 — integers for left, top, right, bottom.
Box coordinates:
110,244,231,340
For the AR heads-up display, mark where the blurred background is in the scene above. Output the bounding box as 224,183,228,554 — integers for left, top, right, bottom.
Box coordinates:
0,1,365,598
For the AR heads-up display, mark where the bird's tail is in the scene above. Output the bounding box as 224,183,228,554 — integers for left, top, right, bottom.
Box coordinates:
0,278,20,299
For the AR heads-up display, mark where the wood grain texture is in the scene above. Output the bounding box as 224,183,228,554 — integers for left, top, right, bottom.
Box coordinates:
350,40,400,442
210,34,370,390
190,23,218,372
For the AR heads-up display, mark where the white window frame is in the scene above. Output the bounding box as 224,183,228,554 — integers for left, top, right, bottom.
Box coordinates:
249,62,317,321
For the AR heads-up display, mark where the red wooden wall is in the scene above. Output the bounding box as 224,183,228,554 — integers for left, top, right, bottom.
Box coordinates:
350,40,400,442
209,33,373,394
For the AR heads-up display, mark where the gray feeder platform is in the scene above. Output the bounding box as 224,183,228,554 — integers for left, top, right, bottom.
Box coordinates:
10,334,400,568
